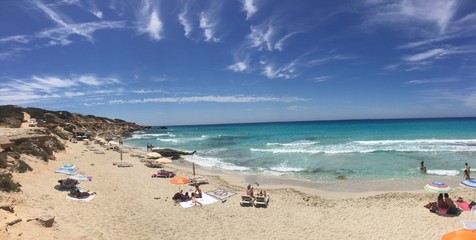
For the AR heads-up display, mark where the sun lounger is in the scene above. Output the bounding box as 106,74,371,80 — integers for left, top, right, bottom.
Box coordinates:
115,162,133,167
189,176,209,186
254,195,269,208
145,162,163,168
151,170,175,178
240,195,254,207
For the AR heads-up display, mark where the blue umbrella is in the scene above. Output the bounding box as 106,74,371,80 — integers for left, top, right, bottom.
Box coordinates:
460,179,476,200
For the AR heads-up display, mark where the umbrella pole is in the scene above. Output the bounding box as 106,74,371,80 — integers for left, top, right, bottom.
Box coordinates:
193,162,195,177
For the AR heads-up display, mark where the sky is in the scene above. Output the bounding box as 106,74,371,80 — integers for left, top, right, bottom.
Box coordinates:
1,0,476,126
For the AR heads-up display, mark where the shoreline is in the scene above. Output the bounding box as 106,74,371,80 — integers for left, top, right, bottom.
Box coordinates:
1,140,474,239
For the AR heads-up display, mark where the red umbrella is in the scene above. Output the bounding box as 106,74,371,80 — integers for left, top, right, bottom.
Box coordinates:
170,177,190,190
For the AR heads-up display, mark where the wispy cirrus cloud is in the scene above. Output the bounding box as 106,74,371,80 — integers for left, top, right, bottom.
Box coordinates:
137,0,163,41
242,0,258,20
261,61,297,79
0,74,122,105
402,48,446,62
247,23,297,51
199,10,220,43
109,95,308,104
404,78,457,85
178,3,193,38
363,0,458,35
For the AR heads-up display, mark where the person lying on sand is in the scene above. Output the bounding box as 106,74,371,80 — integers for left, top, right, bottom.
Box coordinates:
58,179,79,189
70,189,96,198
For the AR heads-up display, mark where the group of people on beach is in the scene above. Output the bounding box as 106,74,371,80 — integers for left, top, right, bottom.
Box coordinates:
146,143,154,152
172,185,203,206
420,161,472,180
245,184,267,198
426,193,458,215
57,178,96,198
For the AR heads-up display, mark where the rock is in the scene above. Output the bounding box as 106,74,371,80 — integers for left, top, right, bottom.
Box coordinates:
38,214,55,227
152,148,196,158
0,205,14,213
6,218,21,226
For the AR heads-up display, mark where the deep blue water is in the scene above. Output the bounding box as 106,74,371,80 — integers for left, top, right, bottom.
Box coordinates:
125,118,476,181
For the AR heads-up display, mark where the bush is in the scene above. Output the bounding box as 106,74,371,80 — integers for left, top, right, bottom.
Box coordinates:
17,159,32,173
0,178,21,192
0,152,7,168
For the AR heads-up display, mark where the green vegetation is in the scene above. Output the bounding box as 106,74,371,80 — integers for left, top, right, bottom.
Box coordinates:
17,159,32,173
0,178,22,192
0,152,7,168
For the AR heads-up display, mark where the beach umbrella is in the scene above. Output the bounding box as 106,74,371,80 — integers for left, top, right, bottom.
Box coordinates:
154,157,173,164
146,152,161,159
441,229,476,240
424,181,453,193
460,179,476,200
170,177,190,191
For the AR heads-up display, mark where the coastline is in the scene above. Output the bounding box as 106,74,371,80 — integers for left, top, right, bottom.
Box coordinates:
1,140,474,239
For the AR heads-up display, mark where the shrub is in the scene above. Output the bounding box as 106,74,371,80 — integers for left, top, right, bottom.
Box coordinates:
17,159,32,173
0,178,21,192
0,152,7,168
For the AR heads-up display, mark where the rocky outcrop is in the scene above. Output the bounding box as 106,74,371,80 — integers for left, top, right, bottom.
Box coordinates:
152,148,196,159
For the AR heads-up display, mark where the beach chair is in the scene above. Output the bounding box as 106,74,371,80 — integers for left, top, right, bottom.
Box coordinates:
115,162,133,167
151,170,175,178
189,176,209,186
240,195,254,207
254,195,269,208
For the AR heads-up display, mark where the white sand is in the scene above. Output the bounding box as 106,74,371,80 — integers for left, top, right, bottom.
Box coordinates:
1,141,474,240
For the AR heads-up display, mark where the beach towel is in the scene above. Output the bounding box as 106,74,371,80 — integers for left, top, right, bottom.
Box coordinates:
179,193,217,208
55,164,79,174
68,174,92,182
67,193,96,202
456,201,471,211
205,188,236,201
463,221,476,230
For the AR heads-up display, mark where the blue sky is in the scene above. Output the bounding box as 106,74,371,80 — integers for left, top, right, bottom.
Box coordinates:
1,0,476,126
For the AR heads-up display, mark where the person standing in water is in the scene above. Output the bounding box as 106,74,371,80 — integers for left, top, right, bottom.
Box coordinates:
420,161,427,173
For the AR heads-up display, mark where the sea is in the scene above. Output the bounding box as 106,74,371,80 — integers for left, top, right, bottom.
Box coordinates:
124,118,476,182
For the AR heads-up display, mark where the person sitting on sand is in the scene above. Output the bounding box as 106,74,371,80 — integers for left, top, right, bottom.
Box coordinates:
246,184,255,198
191,192,202,207
172,190,184,203
181,192,191,202
437,193,446,209
464,169,471,180
70,189,96,198
256,189,267,197
444,193,458,215
58,179,78,189
420,161,427,173
194,185,202,198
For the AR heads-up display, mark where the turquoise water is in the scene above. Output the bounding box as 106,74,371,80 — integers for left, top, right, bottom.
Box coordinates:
125,118,476,181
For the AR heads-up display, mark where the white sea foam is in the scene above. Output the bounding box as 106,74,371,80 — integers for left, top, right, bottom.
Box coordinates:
156,138,180,143
269,165,306,172
251,138,476,154
130,133,175,139
267,140,319,147
185,155,249,171
426,169,460,176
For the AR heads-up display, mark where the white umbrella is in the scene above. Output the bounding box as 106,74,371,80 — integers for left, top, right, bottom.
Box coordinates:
146,152,162,159
154,157,172,164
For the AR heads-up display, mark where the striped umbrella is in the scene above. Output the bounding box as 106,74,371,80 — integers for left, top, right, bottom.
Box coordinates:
424,181,453,193
460,179,476,200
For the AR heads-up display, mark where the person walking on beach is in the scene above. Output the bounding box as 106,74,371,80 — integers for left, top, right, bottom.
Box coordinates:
464,169,471,180
466,162,471,173
420,161,427,173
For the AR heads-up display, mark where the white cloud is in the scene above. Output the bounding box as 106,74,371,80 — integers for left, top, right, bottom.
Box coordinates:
228,61,248,72
199,11,219,43
137,0,164,41
242,0,257,20
178,9,192,38
261,62,297,79
309,76,331,83
248,25,274,51
403,48,446,62
404,78,456,85
109,95,308,104
364,0,459,34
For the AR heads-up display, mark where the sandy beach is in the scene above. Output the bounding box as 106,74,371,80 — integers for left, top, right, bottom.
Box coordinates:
1,140,475,240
